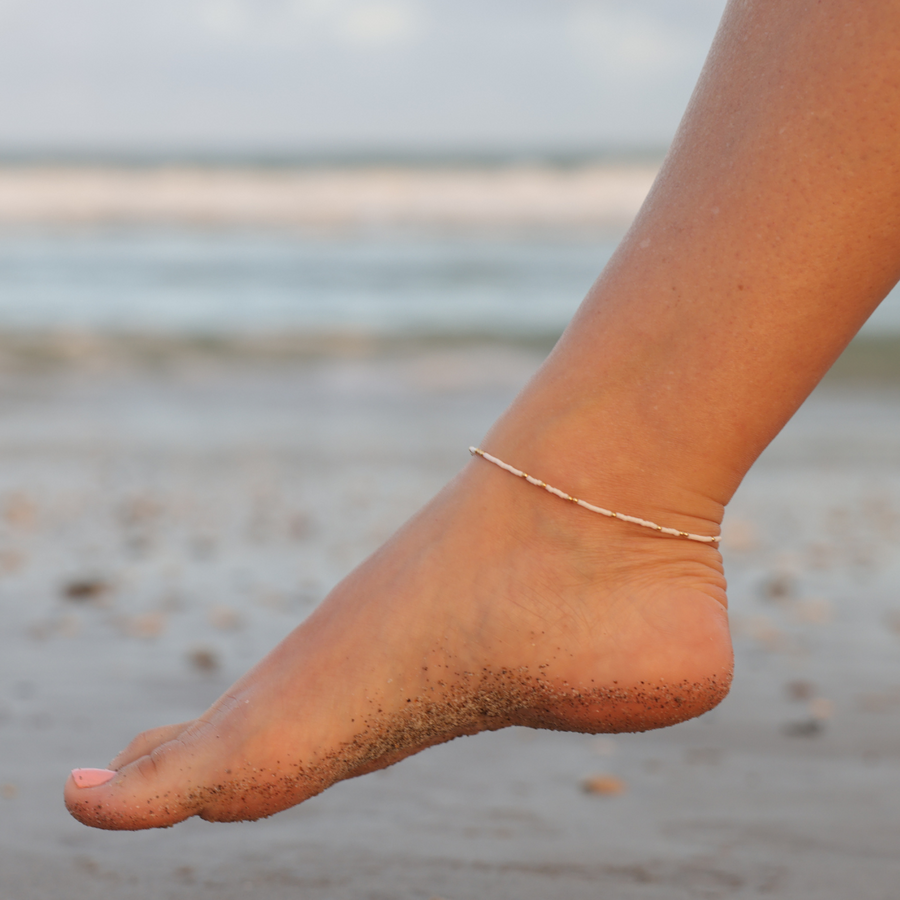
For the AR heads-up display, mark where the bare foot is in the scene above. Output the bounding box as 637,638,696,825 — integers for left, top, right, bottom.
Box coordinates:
65,432,732,830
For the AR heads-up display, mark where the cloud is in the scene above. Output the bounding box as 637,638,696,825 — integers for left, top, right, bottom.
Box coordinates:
566,3,712,80
197,0,418,48
337,3,417,45
198,0,248,38
0,0,726,152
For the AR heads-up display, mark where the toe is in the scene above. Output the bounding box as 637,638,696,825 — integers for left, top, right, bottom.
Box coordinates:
108,721,195,769
65,735,204,831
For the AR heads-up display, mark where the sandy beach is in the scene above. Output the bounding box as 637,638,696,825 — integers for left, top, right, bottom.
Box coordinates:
0,339,899,899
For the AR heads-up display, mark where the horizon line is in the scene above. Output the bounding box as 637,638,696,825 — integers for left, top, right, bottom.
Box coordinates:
0,144,669,169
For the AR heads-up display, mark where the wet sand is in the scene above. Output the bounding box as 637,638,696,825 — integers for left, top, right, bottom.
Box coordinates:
1,341,900,899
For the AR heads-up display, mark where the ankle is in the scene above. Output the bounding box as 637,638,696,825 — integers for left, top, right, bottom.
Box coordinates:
479,407,725,546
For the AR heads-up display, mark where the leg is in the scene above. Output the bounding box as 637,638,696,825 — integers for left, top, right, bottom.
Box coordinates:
67,0,900,829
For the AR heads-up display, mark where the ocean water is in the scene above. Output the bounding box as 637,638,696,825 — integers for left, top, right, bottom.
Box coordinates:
0,227,898,338
0,229,613,339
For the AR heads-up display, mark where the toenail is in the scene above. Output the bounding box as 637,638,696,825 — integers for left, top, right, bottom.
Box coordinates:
71,768,117,788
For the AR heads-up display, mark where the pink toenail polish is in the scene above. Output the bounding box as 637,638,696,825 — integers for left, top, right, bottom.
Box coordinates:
71,768,117,788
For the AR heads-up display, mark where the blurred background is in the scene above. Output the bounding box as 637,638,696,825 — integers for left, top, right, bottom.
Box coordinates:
4,4,900,899
0,0,897,343
0,0,721,154
0,0,734,346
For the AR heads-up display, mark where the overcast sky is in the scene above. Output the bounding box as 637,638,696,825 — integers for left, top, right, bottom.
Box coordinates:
0,0,728,156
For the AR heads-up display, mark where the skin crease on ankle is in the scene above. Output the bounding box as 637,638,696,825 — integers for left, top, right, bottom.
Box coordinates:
65,0,900,831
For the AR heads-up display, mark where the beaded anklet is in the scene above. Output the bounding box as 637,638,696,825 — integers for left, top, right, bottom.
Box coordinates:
469,447,720,544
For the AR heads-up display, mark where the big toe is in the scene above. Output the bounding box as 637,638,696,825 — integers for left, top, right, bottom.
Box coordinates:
65,737,208,830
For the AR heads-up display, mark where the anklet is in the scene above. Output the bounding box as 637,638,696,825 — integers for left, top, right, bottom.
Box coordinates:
469,447,720,544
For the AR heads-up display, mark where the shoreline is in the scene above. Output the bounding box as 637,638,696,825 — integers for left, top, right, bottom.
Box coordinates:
0,329,893,383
